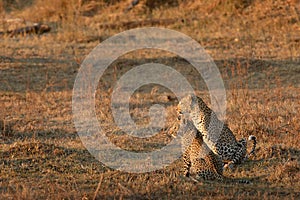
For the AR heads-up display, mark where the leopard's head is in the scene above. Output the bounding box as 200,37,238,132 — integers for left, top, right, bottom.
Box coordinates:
177,94,197,120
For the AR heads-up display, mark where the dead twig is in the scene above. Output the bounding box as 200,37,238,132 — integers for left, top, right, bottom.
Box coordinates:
0,23,51,37
93,174,104,200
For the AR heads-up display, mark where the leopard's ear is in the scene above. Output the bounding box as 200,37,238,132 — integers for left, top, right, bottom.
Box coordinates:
186,94,193,98
184,94,194,103
186,94,197,108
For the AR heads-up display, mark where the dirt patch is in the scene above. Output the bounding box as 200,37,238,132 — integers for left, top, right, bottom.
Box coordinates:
1,0,300,199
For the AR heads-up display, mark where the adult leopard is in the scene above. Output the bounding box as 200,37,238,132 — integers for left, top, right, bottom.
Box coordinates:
169,116,250,183
177,94,256,169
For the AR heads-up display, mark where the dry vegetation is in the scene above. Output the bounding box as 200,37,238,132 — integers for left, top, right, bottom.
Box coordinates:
0,0,300,199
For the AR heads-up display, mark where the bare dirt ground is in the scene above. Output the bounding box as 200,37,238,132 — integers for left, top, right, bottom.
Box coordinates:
0,0,300,199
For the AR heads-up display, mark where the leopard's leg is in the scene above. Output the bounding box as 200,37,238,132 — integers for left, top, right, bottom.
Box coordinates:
182,150,191,177
245,135,257,159
195,170,224,181
206,151,224,175
193,158,224,181
224,143,246,169
238,138,247,147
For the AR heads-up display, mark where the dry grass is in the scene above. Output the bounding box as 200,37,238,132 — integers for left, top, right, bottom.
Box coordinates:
0,0,300,199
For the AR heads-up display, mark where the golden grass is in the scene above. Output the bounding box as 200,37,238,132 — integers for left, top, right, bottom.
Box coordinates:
0,0,300,199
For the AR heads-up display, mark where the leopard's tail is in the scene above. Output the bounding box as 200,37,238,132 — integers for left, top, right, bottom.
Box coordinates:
224,177,251,184
192,173,251,184
246,135,257,158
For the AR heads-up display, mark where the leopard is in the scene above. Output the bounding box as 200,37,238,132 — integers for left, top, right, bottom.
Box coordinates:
177,94,257,169
169,116,250,183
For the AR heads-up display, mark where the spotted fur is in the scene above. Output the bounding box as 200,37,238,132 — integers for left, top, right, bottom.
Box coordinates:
177,94,257,168
170,117,250,183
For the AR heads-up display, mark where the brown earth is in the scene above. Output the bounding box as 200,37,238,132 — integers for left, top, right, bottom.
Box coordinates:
0,0,300,199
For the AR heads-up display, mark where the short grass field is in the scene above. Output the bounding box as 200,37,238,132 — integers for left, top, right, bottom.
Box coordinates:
0,0,300,199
